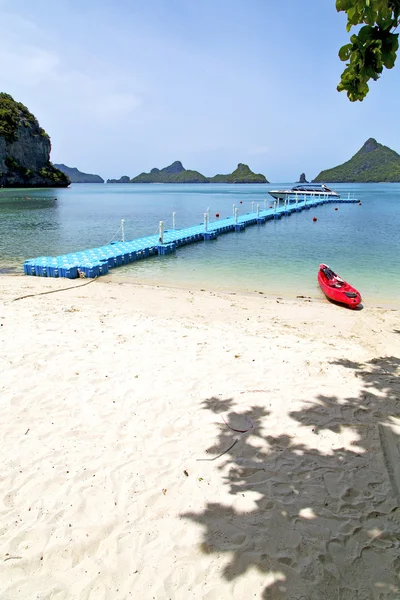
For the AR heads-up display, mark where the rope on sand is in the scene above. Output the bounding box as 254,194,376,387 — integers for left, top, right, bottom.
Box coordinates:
12,277,98,302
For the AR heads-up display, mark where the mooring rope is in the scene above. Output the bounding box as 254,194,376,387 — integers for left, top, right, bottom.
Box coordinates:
12,277,98,302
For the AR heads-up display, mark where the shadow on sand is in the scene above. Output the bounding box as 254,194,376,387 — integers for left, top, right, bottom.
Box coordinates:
184,357,400,599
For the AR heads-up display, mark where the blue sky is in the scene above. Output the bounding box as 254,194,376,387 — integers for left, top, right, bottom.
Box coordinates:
1,0,399,181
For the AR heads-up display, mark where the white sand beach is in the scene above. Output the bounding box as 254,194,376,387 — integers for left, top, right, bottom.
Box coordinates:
0,275,399,600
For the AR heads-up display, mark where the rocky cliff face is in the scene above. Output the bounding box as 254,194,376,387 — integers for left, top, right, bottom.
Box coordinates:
0,93,69,187
297,173,308,183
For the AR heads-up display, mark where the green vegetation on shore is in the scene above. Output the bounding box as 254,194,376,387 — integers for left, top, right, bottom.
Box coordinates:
0,93,69,188
313,138,400,182
0,93,49,143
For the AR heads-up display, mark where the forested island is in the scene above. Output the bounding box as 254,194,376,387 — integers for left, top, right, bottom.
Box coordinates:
0,93,69,187
107,176,130,183
129,161,268,183
314,138,400,182
54,164,104,183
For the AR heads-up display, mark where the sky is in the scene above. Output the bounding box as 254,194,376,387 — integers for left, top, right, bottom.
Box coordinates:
1,0,399,182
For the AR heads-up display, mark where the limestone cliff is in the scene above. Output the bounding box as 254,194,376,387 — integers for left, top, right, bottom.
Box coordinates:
297,173,308,183
0,93,69,187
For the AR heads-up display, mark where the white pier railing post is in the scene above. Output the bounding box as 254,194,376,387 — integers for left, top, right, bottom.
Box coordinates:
252,201,255,213
233,203,236,217
121,219,125,242
172,212,176,230
284,199,287,211
204,213,208,232
264,199,267,210
257,203,260,218
234,207,238,223
274,201,277,214
159,220,164,244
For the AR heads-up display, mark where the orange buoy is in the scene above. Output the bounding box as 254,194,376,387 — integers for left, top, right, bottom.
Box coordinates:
216,213,220,218
313,217,317,222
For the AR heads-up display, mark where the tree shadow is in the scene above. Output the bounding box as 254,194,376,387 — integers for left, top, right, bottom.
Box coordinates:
184,357,400,599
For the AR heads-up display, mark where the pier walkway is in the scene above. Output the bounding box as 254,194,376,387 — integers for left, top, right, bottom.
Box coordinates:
23,195,359,279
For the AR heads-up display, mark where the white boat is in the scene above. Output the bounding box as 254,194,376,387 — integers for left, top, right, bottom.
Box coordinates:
268,183,340,202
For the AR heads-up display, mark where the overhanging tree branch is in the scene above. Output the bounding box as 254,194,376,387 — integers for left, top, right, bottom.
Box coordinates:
337,0,400,101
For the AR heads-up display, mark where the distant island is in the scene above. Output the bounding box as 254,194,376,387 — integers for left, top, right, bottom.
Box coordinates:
54,163,104,183
209,163,268,183
107,175,130,183
297,173,308,183
0,93,69,188
131,161,208,183
130,161,268,183
314,138,400,182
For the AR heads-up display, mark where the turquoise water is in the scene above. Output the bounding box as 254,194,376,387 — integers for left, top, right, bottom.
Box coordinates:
0,183,399,305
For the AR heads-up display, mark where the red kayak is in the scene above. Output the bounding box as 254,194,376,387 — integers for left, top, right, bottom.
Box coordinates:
318,264,361,309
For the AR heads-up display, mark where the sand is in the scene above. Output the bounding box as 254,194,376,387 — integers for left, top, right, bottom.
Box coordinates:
0,275,399,600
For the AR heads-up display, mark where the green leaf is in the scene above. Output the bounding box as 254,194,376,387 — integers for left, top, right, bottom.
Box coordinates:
339,43,352,61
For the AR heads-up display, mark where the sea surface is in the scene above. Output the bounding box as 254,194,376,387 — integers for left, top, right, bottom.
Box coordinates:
1,183,399,306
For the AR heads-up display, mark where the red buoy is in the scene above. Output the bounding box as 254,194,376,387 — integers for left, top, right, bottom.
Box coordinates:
240,201,243,204
216,213,220,218
269,205,273,209
359,202,362,205
335,207,338,211
313,217,317,222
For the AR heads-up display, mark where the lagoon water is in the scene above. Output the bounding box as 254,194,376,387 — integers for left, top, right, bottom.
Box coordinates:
1,182,399,305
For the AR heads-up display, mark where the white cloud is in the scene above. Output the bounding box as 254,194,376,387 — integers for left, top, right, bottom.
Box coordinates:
0,12,142,122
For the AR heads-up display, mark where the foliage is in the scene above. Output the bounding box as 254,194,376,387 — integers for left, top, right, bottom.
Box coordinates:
40,164,70,186
0,92,49,142
337,0,400,101
4,155,69,186
5,155,26,173
313,137,400,181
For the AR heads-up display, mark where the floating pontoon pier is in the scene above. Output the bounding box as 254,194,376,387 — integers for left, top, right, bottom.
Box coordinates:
23,194,359,279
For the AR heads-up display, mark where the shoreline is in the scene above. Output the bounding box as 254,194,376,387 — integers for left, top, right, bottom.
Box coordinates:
2,271,400,311
1,275,399,599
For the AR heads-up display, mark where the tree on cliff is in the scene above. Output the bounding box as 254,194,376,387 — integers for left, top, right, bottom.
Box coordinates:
337,0,400,101
0,93,69,188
